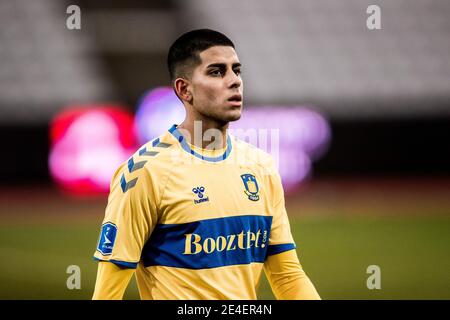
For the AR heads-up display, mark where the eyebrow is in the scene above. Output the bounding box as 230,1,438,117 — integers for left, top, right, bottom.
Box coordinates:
206,62,241,69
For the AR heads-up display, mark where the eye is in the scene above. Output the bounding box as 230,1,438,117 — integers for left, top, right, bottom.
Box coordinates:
209,69,222,76
234,69,241,76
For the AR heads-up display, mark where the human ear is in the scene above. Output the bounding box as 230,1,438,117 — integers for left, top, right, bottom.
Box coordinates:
174,78,192,103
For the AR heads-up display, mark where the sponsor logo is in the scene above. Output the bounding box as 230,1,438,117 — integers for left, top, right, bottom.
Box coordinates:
141,215,273,269
183,229,268,255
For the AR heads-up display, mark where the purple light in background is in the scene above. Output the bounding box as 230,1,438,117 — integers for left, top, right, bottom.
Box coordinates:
135,87,331,191
230,107,331,190
135,87,185,143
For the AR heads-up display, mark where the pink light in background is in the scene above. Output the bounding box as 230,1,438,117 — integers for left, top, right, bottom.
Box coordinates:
135,87,332,191
49,106,137,195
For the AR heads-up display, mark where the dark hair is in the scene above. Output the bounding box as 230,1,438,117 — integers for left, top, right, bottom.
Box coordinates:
167,29,235,82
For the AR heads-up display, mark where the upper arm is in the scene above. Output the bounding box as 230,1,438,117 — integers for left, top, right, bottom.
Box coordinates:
93,159,159,269
264,157,296,257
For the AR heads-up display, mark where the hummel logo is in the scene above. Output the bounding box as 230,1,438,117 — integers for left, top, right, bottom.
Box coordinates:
120,174,138,192
192,186,209,204
193,186,205,198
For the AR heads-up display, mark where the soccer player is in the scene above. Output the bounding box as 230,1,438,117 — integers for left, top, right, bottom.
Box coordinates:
92,29,320,300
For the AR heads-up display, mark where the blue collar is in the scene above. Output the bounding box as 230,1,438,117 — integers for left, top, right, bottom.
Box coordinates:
168,124,232,162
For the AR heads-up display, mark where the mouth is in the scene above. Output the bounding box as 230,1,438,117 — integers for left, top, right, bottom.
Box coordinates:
227,94,242,105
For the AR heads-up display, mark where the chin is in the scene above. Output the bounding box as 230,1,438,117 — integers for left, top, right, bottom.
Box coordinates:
206,108,242,125
228,114,241,122
223,111,242,123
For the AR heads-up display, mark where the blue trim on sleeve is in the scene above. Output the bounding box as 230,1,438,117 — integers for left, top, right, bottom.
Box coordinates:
266,243,296,256
93,257,138,269
168,124,232,162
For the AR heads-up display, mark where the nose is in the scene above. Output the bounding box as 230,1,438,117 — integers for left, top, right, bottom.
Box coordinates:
227,70,242,89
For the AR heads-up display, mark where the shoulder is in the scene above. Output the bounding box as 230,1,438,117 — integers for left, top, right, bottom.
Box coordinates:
111,131,177,192
131,131,176,170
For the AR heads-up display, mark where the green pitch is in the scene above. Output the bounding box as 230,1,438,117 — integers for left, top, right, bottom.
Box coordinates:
1,214,449,299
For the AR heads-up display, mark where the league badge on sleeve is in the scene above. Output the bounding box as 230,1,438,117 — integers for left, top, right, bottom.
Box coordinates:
97,222,117,255
241,174,260,201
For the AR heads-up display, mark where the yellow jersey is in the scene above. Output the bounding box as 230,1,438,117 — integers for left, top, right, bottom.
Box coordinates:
93,124,296,299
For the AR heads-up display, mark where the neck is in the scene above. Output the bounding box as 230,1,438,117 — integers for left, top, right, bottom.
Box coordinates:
177,115,229,150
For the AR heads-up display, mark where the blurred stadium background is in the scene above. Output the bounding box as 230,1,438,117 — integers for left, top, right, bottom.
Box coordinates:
1,0,450,299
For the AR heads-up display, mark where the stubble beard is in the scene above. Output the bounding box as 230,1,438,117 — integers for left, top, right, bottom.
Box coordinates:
196,104,242,127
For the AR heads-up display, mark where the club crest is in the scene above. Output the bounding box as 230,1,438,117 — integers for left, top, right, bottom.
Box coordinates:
241,174,260,201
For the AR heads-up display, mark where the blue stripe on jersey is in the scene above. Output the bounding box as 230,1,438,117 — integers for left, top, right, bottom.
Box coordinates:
152,137,160,147
266,243,296,256
93,257,138,269
141,215,273,269
168,124,232,162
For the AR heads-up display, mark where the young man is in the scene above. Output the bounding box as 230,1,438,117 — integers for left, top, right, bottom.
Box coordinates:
92,29,320,300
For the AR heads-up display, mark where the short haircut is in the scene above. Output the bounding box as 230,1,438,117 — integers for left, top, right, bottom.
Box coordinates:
167,29,235,82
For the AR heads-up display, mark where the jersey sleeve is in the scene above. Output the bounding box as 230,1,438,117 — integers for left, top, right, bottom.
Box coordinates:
93,160,159,268
264,250,321,299
92,261,135,300
265,156,296,257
